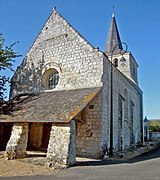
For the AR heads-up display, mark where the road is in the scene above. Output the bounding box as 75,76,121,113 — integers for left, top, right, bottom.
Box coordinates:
1,144,160,180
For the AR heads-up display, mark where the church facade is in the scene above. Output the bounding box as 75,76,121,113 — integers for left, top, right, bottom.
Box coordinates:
0,8,143,168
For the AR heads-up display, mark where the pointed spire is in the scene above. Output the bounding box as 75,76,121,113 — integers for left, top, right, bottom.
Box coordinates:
104,14,123,55
53,6,56,11
144,116,149,122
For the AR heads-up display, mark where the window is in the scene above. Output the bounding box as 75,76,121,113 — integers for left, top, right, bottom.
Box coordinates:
113,58,118,67
42,68,60,90
130,100,134,144
124,89,128,122
48,72,59,89
130,101,134,127
118,95,124,128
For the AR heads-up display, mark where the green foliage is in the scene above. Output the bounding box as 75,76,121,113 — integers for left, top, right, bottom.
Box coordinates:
149,120,160,132
0,33,20,102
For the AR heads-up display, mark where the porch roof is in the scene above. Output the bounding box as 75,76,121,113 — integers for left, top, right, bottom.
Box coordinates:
0,87,101,123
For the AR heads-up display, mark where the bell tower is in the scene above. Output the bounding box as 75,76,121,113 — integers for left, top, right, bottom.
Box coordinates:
104,14,138,85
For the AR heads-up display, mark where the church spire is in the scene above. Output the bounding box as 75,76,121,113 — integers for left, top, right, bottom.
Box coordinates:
104,14,123,55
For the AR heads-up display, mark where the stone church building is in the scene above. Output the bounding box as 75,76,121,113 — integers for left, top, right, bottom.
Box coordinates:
0,8,143,168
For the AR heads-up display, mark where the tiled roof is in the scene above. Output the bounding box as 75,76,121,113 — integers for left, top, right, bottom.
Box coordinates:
0,87,101,123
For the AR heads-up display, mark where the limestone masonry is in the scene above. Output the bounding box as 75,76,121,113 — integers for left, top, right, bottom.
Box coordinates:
0,8,143,168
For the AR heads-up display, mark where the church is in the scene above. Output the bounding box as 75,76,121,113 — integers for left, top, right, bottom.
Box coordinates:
0,7,143,168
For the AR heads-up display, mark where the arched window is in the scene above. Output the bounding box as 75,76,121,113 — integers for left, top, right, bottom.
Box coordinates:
118,94,124,128
48,72,59,89
113,58,118,67
42,68,60,90
124,89,128,123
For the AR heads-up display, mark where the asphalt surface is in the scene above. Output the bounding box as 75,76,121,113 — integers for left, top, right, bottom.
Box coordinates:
1,144,160,180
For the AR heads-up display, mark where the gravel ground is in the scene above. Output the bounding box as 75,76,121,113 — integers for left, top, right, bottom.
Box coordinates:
0,143,158,177
0,151,56,177
0,158,54,177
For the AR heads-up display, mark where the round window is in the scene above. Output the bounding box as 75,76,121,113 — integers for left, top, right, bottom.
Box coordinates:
42,68,59,90
48,72,59,89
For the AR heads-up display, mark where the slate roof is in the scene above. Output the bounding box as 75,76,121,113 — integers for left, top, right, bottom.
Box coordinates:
0,87,101,123
104,14,123,55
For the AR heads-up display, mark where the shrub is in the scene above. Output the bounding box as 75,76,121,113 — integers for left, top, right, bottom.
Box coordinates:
149,120,160,132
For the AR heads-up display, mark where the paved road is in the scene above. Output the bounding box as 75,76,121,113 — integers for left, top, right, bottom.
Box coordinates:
1,145,160,180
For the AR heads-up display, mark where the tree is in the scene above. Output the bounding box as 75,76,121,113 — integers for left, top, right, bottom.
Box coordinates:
0,33,20,103
149,120,160,132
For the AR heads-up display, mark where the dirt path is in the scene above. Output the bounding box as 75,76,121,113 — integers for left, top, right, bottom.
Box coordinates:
0,143,158,177
0,151,55,177
0,158,54,177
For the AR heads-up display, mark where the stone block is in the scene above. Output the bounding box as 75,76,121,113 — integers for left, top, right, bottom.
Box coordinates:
4,123,28,160
46,120,76,168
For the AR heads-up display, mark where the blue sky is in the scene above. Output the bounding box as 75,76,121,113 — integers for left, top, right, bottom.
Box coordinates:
0,0,160,119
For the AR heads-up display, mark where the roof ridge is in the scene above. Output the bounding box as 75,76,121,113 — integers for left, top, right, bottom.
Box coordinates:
18,8,101,73
54,8,96,50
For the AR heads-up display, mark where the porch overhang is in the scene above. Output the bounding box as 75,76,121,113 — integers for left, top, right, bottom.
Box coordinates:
0,87,101,123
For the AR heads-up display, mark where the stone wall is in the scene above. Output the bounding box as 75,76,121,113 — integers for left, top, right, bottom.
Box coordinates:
102,56,143,152
7,8,143,160
149,132,160,141
10,9,103,98
76,92,104,158
108,53,138,85
4,123,28,159
47,120,76,168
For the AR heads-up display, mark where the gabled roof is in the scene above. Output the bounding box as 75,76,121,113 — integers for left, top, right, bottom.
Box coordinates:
25,7,97,57
0,87,101,123
104,14,123,55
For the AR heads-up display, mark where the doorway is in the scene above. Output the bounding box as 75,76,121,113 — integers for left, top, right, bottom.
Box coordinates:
27,123,52,152
0,123,13,150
